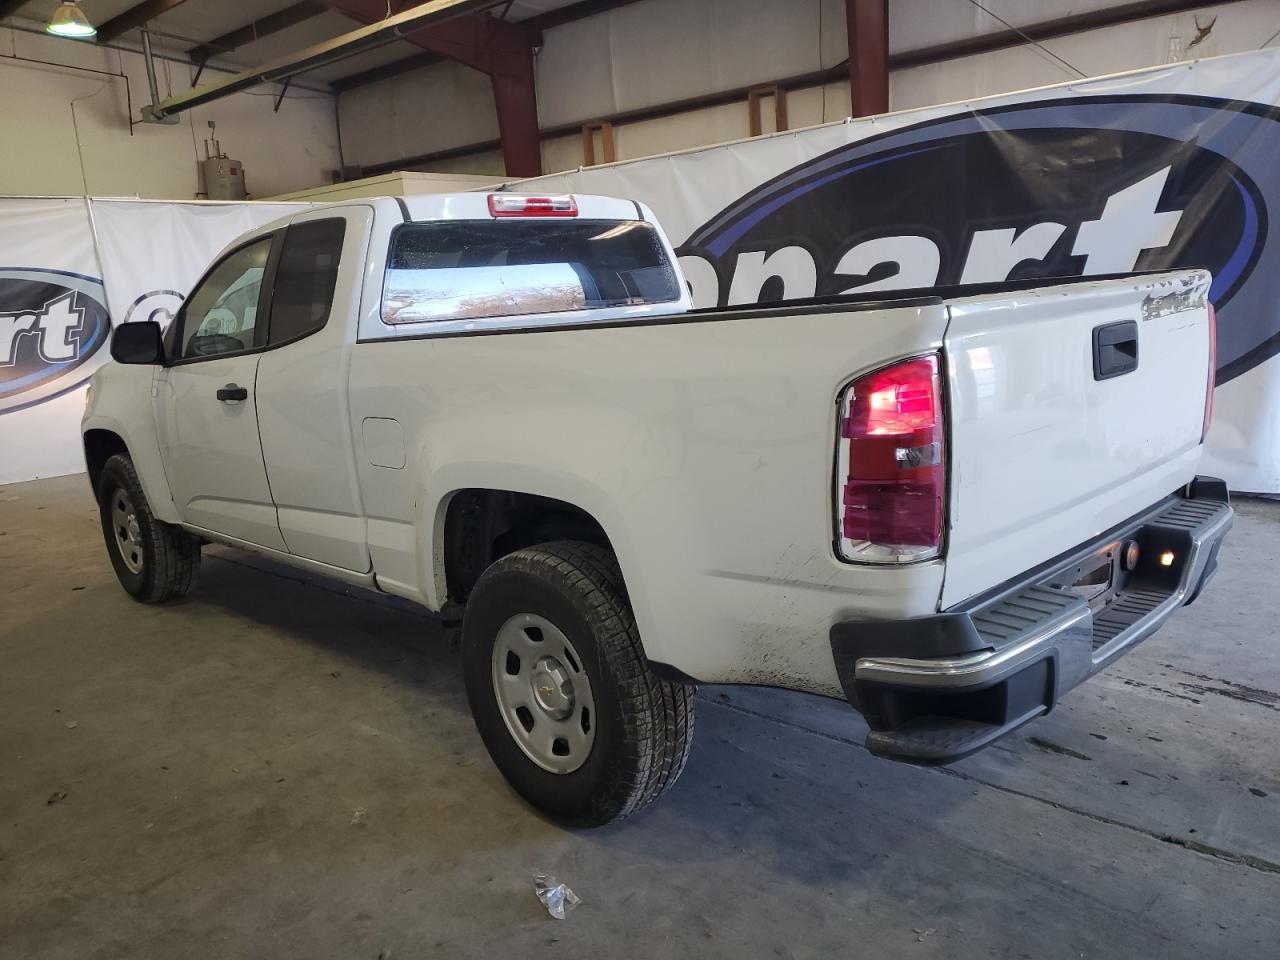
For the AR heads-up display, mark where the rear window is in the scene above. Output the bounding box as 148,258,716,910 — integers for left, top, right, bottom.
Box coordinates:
269,218,345,345
381,219,680,325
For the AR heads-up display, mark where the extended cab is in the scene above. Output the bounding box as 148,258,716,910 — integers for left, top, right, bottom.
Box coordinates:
83,193,1231,823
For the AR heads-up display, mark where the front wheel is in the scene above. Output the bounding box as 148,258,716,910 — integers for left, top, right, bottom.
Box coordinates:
97,453,200,603
462,541,694,825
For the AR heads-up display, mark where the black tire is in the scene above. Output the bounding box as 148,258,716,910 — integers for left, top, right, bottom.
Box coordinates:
462,541,694,825
97,453,200,603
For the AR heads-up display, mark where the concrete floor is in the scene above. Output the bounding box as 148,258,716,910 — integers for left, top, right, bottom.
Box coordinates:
1,475,1278,960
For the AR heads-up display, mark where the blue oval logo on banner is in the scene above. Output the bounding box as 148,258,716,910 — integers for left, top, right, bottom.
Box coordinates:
0,269,111,414
679,95,1278,384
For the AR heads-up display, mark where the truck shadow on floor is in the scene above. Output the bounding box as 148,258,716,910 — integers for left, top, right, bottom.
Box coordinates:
198,547,459,667
187,546,982,886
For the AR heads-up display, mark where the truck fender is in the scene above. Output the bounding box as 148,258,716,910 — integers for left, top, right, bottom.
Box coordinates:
417,462,662,658
82,408,180,525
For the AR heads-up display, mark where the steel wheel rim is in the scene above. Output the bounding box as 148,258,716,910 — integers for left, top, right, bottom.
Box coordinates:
491,613,596,774
111,488,144,575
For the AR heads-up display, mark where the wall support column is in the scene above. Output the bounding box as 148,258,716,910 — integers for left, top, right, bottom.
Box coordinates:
846,0,888,117
486,18,542,178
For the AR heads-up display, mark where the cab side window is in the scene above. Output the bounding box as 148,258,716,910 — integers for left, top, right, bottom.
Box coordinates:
268,219,346,345
179,238,272,360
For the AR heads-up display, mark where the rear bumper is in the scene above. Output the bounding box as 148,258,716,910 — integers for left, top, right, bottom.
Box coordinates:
829,476,1233,764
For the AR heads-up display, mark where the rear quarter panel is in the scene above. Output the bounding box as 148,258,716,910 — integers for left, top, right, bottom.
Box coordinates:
349,303,950,695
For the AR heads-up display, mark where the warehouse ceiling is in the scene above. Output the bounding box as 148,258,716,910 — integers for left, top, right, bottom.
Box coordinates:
3,0,612,87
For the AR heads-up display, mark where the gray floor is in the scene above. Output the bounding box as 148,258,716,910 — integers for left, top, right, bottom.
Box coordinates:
2,475,1278,960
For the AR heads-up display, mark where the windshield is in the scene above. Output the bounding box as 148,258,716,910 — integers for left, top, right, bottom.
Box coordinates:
382,219,680,325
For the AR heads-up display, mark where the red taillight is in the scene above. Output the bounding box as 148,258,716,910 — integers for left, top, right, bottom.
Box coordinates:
1202,302,1216,443
487,193,578,217
836,354,945,562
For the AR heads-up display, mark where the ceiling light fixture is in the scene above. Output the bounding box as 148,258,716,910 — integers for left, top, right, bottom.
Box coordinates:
46,1,97,40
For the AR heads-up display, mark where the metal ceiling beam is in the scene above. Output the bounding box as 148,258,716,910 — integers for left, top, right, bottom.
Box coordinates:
187,2,325,64
330,49,441,91
139,0,502,120
96,0,192,44
0,1,29,20
328,0,646,91
319,0,519,72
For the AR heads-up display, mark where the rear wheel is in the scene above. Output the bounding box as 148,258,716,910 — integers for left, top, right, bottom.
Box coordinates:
462,541,694,825
97,453,200,603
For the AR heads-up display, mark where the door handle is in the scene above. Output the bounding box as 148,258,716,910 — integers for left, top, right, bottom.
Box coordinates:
1092,320,1139,380
216,383,248,402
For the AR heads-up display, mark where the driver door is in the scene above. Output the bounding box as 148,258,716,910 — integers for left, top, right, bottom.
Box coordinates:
154,233,286,551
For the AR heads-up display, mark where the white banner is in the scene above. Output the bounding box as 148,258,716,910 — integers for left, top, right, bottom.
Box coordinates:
0,198,104,484
522,49,1280,493
89,200,306,334
0,198,305,485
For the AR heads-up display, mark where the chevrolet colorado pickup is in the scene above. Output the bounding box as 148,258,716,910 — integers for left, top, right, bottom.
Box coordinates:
83,192,1231,824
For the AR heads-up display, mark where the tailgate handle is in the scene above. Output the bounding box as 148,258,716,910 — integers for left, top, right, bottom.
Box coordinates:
1093,320,1139,380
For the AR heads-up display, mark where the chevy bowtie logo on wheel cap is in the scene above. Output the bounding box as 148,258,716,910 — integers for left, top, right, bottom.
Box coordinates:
0,269,111,414
679,94,1279,384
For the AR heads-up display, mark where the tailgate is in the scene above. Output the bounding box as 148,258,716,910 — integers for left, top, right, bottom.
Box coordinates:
940,270,1212,608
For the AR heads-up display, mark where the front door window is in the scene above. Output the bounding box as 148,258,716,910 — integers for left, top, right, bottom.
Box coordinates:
179,238,272,359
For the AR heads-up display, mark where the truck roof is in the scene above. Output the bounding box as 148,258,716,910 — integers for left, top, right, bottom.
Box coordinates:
249,192,647,236
401,192,645,223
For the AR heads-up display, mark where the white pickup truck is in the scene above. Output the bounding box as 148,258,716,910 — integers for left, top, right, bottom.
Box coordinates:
83,192,1231,824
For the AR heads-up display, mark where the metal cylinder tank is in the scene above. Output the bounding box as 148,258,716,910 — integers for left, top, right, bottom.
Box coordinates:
200,156,248,201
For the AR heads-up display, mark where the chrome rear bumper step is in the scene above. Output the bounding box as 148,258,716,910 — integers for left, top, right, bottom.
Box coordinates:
830,479,1233,764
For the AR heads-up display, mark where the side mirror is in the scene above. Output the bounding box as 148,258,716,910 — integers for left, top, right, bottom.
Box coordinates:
110,321,164,365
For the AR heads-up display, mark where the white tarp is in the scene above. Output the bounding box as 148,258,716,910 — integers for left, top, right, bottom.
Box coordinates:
521,49,1280,493
0,198,104,484
0,198,304,485
90,200,306,336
